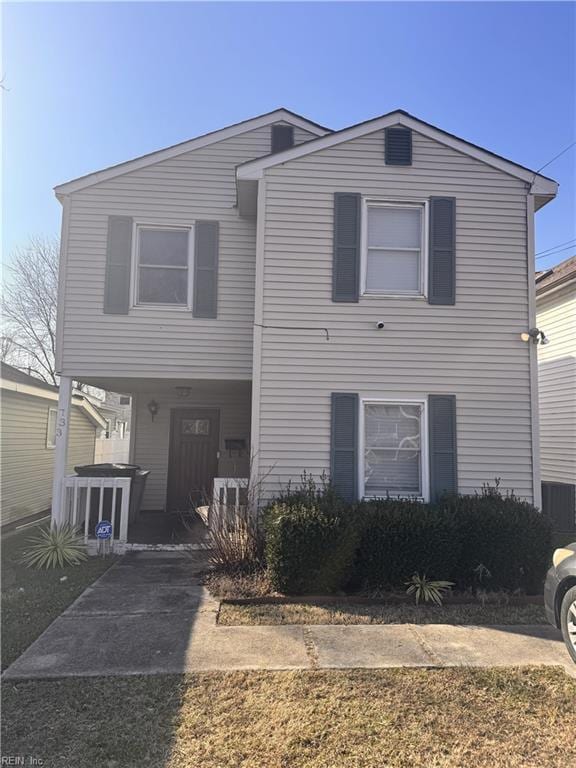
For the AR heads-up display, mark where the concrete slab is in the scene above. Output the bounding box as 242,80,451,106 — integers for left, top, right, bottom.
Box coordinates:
3,615,308,678
416,623,574,674
63,585,218,617
2,614,200,679
185,626,310,671
309,625,433,669
120,551,211,566
94,562,207,586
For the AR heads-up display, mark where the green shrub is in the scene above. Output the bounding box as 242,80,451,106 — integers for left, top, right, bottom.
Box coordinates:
442,486,552,594
264,481,359,594
355,499,459,589
261,478,552,595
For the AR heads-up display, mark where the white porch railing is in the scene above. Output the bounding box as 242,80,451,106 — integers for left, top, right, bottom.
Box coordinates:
209,477,249,528
62,475,131,552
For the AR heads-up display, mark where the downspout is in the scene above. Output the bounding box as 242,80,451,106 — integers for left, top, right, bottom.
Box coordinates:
526,192,542,509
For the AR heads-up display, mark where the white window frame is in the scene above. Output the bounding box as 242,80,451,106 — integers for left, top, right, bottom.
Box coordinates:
358,397,429,502
360,198,428,298
46,408,58,449
131,223,194,310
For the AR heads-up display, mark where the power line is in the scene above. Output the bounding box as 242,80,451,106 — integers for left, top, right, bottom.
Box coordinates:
536,244,576,261
535,237,576,257
535,141,576,174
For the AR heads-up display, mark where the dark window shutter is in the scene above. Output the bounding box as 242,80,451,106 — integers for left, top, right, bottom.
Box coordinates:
104,216,132,314
541,482,576,533
385,126,412,165
428,197,456,305
193,221,219,318
333,192,361,302
331,393,359,502
271,125,294,153
428,394,458,501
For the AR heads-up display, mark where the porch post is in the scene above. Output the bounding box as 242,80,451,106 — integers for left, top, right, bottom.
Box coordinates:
51,375,73,527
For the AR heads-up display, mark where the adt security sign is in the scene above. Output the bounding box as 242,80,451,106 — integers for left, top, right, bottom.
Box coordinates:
95,520,113,540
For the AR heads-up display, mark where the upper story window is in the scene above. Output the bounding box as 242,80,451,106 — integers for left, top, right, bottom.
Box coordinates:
135,226,192,307
362,201,426,296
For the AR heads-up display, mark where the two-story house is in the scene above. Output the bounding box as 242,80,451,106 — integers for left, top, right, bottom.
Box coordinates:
536,256,576,541
50,108,558,548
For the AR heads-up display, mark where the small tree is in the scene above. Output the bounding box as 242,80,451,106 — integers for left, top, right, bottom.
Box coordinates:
2,237,59,385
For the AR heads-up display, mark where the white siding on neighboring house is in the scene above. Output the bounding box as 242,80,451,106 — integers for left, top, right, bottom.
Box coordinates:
254,128,535,501
1,391,97,526
537,283,576,485
60,123,317,381
131,381,251,509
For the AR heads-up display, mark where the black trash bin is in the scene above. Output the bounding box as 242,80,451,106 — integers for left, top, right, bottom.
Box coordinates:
74,463,150,536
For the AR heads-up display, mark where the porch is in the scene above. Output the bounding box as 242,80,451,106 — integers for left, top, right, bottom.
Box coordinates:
51,376,251,551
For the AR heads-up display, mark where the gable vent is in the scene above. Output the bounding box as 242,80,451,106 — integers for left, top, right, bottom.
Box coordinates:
385,126,412,165
271,124,294,154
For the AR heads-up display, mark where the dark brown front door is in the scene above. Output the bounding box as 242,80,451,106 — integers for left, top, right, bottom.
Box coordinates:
167,408,220,511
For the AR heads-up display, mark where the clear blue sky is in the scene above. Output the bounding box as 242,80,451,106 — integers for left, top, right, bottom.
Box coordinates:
3,2,575,269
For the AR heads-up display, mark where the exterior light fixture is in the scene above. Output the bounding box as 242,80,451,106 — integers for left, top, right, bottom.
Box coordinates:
520,328,549,345
147,399,159,421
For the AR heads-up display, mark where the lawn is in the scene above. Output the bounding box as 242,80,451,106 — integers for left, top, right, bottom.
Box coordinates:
218,601,547,626
2,667,575,767
1,527,116,669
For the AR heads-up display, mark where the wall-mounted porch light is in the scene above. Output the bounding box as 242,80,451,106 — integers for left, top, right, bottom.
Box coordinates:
147,399,159,421
520,328,549,345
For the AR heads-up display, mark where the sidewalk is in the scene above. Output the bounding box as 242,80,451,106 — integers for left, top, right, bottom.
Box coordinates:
3,552,574,679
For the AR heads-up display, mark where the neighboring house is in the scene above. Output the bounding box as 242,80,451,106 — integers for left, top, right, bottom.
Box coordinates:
50,107,558,545
536,256,576,533
89,390,132,463
1,363,106,529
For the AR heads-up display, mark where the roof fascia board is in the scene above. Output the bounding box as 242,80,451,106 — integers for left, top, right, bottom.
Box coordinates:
54,109,330,198
237,112,558,195
74,396,107,429
536,273,576,299
1,379,59,400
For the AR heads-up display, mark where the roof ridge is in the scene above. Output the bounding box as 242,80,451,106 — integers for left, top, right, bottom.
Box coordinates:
54,108,330,195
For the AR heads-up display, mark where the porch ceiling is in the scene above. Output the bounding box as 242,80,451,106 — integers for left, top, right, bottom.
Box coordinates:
75,376,252,396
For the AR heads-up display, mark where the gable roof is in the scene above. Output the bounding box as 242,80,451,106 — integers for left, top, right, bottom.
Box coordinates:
1,362,58,392
1,363,107,429
536,255,576,296
236,109,558,202
54,108,331,198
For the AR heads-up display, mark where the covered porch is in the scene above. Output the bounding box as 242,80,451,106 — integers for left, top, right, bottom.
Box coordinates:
51,376,251,551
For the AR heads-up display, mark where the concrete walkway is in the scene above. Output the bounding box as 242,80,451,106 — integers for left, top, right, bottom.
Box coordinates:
3,552,575,679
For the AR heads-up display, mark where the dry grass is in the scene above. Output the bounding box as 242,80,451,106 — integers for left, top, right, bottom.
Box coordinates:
204,569,273,598
2,668,575,767
1,528,116,669
218,601,547,626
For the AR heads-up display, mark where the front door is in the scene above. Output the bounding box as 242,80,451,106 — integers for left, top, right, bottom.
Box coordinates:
167,408,220,511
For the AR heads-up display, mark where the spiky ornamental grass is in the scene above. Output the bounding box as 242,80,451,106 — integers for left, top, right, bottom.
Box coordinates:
405,573,454,606
20,524,88,569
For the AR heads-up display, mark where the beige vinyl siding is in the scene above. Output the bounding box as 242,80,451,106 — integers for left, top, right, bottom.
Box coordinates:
256,128,535,501
132,380,251,509
61,123,317,381
1,391,97,526
537,284,576,484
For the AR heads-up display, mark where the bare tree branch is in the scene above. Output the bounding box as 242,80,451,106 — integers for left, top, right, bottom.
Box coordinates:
2,237,60,385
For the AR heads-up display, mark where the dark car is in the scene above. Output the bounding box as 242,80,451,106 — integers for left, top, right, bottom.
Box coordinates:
544,542,576,664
